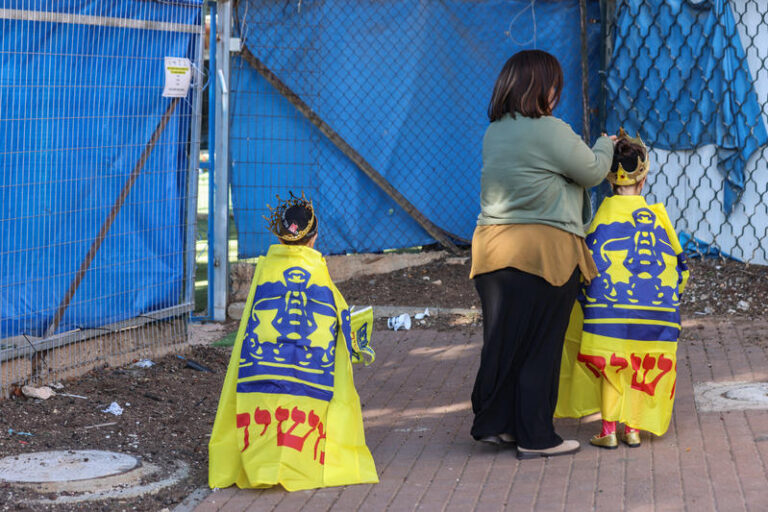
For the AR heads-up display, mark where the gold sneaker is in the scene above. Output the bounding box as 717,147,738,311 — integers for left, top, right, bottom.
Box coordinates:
621,430,641,447
589,432,618,449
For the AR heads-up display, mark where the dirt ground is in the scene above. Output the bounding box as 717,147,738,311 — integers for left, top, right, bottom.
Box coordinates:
339,250,768,320
1,251,766,511
0,344,233,512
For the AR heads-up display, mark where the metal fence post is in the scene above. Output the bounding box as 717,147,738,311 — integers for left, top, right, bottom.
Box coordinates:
598,0,616,134
184,12,206,311
213,0,231,322
200,0,217,322
578,0,591,144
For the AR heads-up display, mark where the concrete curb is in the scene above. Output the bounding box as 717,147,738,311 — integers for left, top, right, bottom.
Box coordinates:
369,305,480,318
173,487,212,512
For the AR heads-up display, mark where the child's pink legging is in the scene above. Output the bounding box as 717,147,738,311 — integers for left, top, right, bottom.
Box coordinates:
601,421,639,436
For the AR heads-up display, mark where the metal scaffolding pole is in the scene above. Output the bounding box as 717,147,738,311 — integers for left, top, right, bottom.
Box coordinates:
212,0,231,322
184,13,205,311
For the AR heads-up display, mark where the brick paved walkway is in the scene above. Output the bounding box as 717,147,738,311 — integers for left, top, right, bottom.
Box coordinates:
193,317,768,511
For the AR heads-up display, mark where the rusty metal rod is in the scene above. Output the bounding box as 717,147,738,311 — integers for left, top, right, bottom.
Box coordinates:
45,97,182,337
239,45,463,254
579,0,592,143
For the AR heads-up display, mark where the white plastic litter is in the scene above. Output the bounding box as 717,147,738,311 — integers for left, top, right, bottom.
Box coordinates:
133,359,155,368
387,313,411,331
58,393,88,400
101,402,124,416
414,308,430,320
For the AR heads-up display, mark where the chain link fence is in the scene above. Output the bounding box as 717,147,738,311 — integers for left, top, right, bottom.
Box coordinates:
226,0,768,268
227,0,602,258
0,2,204,396
229,0,322,257
603,0,768,265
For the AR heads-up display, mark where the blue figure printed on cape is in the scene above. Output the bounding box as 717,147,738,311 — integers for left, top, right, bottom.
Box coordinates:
356,324,369,351
237,266,339,400
340,308,353,355
584,207,680,308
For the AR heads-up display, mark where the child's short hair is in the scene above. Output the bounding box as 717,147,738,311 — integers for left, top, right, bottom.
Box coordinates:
607,129,649,186
264,191,318,245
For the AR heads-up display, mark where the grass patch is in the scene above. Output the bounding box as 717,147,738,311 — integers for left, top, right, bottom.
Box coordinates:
212,330,238,348
194,168,240,314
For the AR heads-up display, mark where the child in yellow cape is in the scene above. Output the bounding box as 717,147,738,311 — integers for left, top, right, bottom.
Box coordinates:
556,130,689,448
208,192,378,491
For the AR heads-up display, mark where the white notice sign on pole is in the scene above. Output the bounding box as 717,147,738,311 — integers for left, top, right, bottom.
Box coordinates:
163,57,192,98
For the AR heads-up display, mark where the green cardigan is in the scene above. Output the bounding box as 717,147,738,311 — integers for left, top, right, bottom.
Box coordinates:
477,114,614,237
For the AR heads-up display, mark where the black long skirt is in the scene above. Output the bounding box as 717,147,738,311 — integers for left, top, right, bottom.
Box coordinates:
471,267,579,450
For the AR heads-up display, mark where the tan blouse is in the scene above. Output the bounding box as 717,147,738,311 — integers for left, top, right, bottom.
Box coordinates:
470,224,598,286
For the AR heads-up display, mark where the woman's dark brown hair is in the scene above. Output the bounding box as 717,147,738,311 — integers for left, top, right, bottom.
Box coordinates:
487,50,564,122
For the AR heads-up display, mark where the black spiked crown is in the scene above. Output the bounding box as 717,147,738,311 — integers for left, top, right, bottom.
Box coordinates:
263,191,318,243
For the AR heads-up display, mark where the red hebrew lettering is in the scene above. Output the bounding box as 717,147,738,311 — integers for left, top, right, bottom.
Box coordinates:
253,407,271,436
308,410,326,465
276,406,318,452
609,353,628,373
292,406,306,424
237,413,251,451
577,353,606,378
658,354,673,372
630,353,673,396
275,406,289,422
670,361,678,399
307,409,318,428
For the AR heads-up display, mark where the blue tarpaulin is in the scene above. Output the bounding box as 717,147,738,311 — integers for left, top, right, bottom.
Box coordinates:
0,1,201,338
229,0,603,257
605,0,767,214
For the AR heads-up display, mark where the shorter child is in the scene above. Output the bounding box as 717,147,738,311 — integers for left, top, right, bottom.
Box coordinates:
555,130,689,448
208,192,378,490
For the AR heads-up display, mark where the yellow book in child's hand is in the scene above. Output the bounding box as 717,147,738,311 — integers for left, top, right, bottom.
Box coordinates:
349,306,375,365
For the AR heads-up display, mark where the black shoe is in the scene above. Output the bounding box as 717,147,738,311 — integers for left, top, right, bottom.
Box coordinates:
478,434,516,447
517,439,580,459
498,433,515,444
479,435,502,446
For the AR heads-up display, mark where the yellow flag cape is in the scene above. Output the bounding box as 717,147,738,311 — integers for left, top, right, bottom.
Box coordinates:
556,195,689,435
208,244,378,491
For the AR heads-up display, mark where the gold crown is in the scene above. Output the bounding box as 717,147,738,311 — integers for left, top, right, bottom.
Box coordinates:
607,127,650,186
263,191,316,242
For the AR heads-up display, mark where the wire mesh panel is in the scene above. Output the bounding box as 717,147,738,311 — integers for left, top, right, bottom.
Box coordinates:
603,0,768,264
227,0,603,257
0,1,204,395
229,0,322,257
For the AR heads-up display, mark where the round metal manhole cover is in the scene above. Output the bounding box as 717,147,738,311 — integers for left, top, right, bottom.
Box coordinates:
694,381,768,412
0,450,140,483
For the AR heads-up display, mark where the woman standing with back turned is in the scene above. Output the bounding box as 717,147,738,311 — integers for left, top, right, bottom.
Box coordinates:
470,50,614,459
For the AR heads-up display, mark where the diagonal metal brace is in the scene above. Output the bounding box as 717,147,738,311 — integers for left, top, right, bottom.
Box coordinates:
44,97,182,338
239,45,463,254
